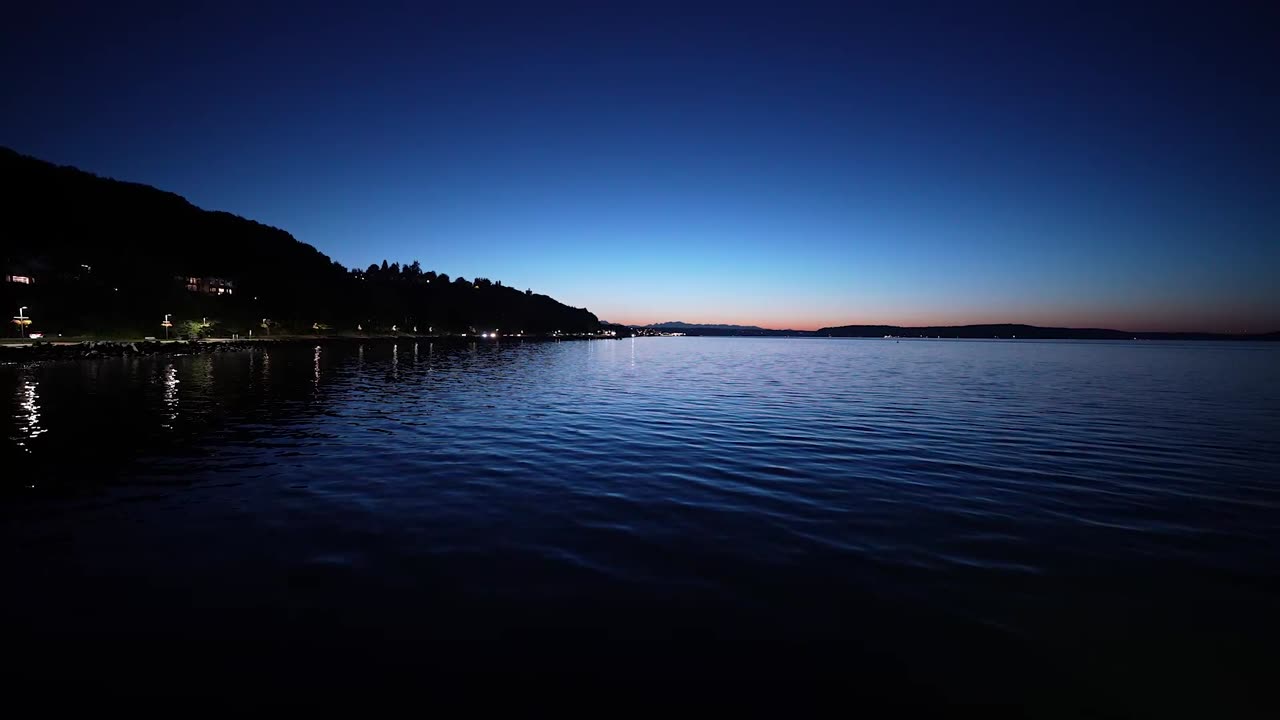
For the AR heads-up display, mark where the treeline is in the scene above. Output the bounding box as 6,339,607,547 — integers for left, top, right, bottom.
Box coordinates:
345,259,599,335
0,147,598,337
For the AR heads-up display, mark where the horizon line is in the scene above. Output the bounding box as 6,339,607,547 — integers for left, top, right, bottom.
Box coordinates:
607,319,1278,335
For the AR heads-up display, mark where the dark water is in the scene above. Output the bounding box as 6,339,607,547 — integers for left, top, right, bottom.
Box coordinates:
3,338,1278,710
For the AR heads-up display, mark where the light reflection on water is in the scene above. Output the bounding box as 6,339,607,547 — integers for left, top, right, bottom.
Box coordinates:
161,363,179,428
12,372,43,454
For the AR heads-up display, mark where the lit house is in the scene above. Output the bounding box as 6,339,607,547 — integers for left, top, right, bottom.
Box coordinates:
182,276,235,295
5,274,34,284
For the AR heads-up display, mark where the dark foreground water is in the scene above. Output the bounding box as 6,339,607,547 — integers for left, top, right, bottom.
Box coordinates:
3,338,1278,710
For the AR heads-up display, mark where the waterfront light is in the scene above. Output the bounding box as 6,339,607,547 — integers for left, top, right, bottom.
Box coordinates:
14,306,30,338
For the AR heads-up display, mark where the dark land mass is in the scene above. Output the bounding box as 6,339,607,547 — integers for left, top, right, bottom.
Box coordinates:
641,322,1278,341
647,321,770,331
1,147,600,338
816,323,1280,341
644,322,811,336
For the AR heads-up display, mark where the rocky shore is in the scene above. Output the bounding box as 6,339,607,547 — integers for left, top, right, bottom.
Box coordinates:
0,339,261,362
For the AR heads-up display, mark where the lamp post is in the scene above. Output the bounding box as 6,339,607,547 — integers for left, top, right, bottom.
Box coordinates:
162,313,172,339
261,318,270,336
15,306,29,338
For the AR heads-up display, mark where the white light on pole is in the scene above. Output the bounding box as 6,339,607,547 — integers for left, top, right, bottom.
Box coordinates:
15,306,29,338
162,313,173,339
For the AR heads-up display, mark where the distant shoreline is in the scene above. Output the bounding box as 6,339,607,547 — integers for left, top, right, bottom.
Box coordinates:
638,322,1279,341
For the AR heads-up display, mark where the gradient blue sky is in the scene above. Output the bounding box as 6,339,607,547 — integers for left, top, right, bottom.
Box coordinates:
3,1,1276,331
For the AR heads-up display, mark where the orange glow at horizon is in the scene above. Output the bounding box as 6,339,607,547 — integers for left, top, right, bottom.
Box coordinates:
603,308,1276,334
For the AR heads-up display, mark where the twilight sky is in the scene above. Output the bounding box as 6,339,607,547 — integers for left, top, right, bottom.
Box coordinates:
2,1,1276,331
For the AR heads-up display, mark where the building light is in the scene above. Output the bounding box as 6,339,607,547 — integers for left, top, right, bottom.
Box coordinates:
6,275,33,285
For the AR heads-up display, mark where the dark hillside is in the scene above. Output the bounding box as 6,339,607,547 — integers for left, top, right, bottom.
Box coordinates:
1,147,598,336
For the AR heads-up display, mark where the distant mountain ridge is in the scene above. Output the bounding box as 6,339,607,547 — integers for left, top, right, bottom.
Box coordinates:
629,321,1277,340
646,321,768,330
816,323,1279,341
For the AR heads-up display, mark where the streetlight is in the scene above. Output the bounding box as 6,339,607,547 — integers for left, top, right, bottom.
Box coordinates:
261,318,270,336
162,313,173,339
14,306,29,338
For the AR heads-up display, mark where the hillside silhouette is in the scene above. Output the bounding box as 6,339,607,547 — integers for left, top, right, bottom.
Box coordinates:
1,147,599,337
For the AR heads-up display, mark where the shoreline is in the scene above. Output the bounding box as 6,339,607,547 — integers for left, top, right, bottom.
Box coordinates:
0,333,624,363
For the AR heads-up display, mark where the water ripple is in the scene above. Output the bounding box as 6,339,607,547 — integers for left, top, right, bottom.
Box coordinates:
2,337,1278,706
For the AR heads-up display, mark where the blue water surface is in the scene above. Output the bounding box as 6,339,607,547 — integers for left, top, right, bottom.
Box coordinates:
3,338,1277,709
